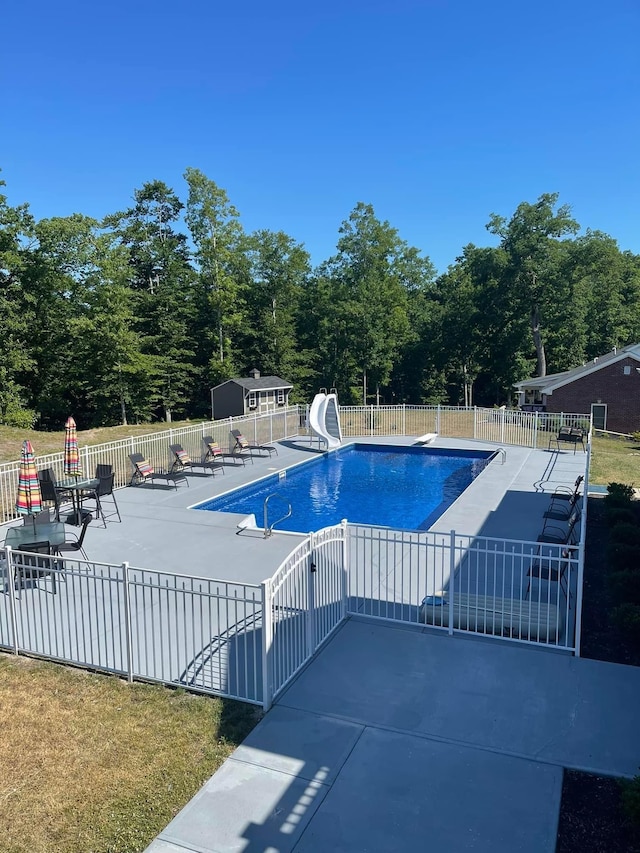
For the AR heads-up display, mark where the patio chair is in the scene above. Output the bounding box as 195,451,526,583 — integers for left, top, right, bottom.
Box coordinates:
169,443,223,476
525,546,576,607
13,540,59,594
537,509,581,545
128,453,188,489
55,514,92,560
231,429,278,459
81,472,122,527
543,492,581,522
549,475,584,504
548,426,586,453
38,471,72,521
202,436,245,466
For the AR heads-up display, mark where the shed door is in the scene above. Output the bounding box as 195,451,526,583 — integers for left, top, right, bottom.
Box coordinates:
591,403,607,430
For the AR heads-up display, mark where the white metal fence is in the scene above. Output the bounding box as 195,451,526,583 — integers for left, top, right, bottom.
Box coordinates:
0,548,266,704
0,407,300,523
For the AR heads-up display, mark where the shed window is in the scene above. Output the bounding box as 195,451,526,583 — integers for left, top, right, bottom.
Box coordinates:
277,389,285,405
624,366,631,375
248,392,257,409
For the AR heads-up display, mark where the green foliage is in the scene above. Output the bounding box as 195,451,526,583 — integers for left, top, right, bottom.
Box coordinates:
612,602,640,643
606,508,636,528
1,168,640,427
605,482,636,509
621,774,640,832
608,571,640,606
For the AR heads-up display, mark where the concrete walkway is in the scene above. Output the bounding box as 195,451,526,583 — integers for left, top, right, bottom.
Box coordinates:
145,619,640,853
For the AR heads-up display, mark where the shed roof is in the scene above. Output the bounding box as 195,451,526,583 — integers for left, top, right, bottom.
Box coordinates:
211,375,293,393
514,344,640,394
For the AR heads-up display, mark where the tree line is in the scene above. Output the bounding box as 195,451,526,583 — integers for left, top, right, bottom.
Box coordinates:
1,168,639,429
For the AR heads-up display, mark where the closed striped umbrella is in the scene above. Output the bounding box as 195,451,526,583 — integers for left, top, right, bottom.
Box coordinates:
63,416,82,477
15,439,43,516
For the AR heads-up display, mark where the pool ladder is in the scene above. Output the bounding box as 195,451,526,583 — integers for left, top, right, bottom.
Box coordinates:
263,493,292,538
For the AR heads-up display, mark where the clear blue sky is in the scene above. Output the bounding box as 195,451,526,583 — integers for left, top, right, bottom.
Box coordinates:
2,0,639,274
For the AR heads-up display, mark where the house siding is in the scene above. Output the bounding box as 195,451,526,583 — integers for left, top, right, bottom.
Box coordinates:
212,384,245,420
545,357,640,433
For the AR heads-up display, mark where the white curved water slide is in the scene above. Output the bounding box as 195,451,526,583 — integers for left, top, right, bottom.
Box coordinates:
309,392,342,448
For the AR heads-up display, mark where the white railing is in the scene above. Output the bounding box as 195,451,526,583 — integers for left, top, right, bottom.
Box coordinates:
0,549,265,705
0,407,300,524
262,522,346,708
338,404,590,447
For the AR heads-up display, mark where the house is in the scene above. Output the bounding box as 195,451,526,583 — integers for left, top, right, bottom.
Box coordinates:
210,369,293,420
514,343,640,434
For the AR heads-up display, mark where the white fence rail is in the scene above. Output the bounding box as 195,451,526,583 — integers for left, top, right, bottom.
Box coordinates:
0,407,300,523
0,548,265,705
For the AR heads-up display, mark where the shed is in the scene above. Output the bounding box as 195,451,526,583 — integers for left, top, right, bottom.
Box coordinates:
514,344,640,433
210,369,293,420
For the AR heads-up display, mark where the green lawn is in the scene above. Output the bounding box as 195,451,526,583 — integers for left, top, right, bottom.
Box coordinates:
589,434,640,487
0,654,259,853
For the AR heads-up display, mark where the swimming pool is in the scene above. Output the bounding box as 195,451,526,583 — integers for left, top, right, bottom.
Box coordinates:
194,444,494,533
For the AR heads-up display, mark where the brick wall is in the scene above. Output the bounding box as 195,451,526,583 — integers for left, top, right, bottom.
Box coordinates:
545,357,640,434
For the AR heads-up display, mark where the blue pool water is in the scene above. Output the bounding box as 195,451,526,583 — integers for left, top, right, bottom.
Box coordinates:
195,444,494,533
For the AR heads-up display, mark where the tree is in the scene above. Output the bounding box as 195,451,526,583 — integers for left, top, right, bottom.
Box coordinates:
241,229,311,386
487,193,579,377
317,203,433,404
184,168,247,391
105,181,197,422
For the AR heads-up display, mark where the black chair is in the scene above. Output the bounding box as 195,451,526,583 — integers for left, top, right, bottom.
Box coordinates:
13,541,59,594
128,453,187,489
56,514,92,560
231,429,278,459
525,546,576,607
81,473,122,527
38,472,72,521
169,443,223,476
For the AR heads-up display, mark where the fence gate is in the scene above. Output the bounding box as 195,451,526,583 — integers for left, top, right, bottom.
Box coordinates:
263,523,346,708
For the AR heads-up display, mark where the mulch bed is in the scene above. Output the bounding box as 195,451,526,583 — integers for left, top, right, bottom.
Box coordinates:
555,497,640,853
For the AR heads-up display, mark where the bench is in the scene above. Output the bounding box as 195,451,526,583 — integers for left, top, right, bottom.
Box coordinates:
549,427,586,453
414,433,438,445
418,592,563,642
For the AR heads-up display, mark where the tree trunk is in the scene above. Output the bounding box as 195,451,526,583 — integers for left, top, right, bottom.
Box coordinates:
165,407,172,423
531,305,546,377
363,370,367,406
120,391,128,426
376,383,380,406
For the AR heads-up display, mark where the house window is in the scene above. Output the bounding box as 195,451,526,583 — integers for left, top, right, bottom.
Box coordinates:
624,366,631,375
277,389,285,405
248,392,257,410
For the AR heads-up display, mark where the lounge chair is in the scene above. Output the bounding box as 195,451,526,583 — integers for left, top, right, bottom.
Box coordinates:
537,508,581,545
525,545,576,606
543,492,581,521
549,475,584,503
128,453,187,489
231,429,278,459
169,443,224,476
202,436,246,466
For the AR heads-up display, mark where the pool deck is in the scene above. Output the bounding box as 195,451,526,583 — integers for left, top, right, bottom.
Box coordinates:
11,434,586,586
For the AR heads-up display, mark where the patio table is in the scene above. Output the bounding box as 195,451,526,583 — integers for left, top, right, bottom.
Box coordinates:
4,521,67,551
55,477,99,525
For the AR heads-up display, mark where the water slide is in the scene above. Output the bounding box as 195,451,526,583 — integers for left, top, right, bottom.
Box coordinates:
309,392,342,449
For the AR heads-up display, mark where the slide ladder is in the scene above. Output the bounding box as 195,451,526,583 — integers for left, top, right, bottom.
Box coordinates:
309,392,342,449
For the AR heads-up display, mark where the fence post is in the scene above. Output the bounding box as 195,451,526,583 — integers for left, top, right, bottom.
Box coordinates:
307,532,316,657
402,404,406,435
533,411,539,449
5,547,19,654
83,445,90,477
473,406,477,439
261,579,273,711
437,405,441,435
341,519,349,619
121,562,134,682
500,408,505,444
448,531,456,636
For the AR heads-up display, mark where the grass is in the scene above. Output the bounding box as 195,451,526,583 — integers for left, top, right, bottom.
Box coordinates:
0,420,207,465
589,434,640,487
0,654,260,853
